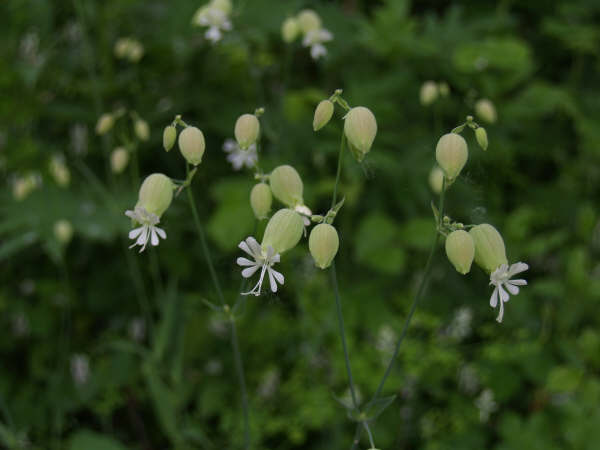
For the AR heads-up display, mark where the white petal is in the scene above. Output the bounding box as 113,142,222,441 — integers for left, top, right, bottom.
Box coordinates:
269,268,284,285
490,287,498,308
154,227,166,240
237,257,256,266
271,253,280,264
125,210,137,220
238,239,253,256
508,262,529,277
136,227,149,246
505,283,520,295
242,265,260,278
268,269,278,293
498,284,510,303
150,228,159,246
508,279,527,286
247,237,262,257
129,226,144,240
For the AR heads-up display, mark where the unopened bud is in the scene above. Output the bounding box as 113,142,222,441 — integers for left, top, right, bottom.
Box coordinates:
438,82,450,97
309,223,339,269
281,17,300,43
138,173,174,217
262,209,304,254
269,165,304,207
420,81,439,106
54,219,74,245
234,114,260,150
435,133,468,181
250,183,272,220
297,9,321,33
429,166,444,194
49,156,70,187
110,147,129,173
95,113,114,135
163,125,177,151
134,118,150,141
178,126,205,165
344,106,377,159
212,0,232,14
445,230,475,274
313,100,334,131
469,224,508,274
475,99,497,124
475,127,488,150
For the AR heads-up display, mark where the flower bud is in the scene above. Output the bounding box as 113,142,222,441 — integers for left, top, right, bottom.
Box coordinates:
250,183,272,220
297,9,321,34
469,224,508,274
420,81,439,106
212,0,232,14
281,17,300,43
134,118,150,141
163,125,177,152
262,209,304,254
428,166,444,194
110,147,129,173
95,113,114,135
475,99,497,124
234,114,260,150
475,127,488,151
178,126,205,165
309,223,339,269
269,165,303,207
438,81,450,97
435,133,468,181
445,230,475,274
54,219,74,245
313,100,334,131
138,173,174,217
344,106,377,159
49,156,70,187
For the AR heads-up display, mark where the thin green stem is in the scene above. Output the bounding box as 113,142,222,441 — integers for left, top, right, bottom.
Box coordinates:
363,421,375,449
331,133,346,209
231,318,250,449
185,166,225,306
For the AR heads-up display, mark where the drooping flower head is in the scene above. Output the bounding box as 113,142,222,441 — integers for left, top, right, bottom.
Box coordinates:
192,0,233,43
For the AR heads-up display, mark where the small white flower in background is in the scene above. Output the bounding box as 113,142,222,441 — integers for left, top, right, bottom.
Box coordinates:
192,2,232,44
475,388,497,422
489,262,528,323
448,306,472,340
70,354,90,386
237,236,284,296
294,204,312,227
125,206,167,252
222,139,257,170
128,317,146,342
302,28,333,60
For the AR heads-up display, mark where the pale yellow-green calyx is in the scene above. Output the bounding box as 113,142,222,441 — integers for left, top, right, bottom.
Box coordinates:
110,147,129,174
163,125,177,152
429,166,444,194
309,223,339,269
435,133,468,181
469,224,508,274
138,173,174,217
420,80,439,106
313,100,334,131
134,118,150,141
261,209,304,254
475,127,488,151
178,126,205,165
475,98,497,124
234,113,260,150
344,106,377,159
281,17,300,43
54,219,74,245
445,230,475,275
297,9,321,34
96,113,114,135
269,165,304,207
211,0,232,14
250,183,272,220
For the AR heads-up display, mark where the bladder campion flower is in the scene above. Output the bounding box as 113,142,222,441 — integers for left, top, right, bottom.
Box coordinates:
192,0,233,43
475,98,497,124
445,230,474,274
344,106,377,159
237,237,284,296
488,262,529,323
223,139,257,170
250,183,272,220
269,165,304,207
420,81,439,106
435,133,468,181
313,100,334,131
234,113,260,150
178,126,205,166
309,223,339,269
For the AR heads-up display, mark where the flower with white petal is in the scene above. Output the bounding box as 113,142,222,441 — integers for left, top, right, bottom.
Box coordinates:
222,138,258,170
125,206,167,253
489,262,528,323
302,28,333,60
192,5,232,43
294,204,312,227
237,237,284,296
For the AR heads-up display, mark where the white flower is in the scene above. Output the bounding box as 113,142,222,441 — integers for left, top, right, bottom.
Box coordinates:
222,138,258,170
193,7,232,43
237,236,284,296
489,262,528,323
475,388,497,422
302,28,332,60
125,206,167,253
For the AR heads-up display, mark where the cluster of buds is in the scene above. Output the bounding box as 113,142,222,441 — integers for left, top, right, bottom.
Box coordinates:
281,9,333,60
114,37,144,63
419,80,450,106
191,0,233,43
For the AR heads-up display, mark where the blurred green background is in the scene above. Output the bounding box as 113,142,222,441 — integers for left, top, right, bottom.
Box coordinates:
1,0,600,448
